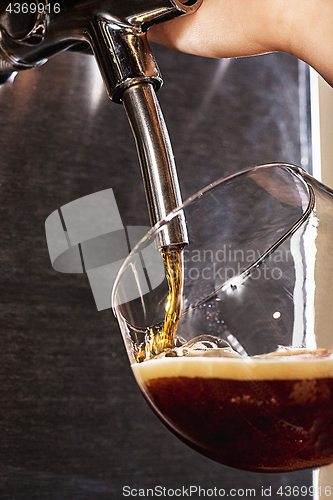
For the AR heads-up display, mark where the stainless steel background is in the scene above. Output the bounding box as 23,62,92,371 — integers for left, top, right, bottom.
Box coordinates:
0,45,313,498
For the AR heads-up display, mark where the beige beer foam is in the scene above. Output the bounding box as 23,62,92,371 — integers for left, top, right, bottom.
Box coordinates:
132,352,333,384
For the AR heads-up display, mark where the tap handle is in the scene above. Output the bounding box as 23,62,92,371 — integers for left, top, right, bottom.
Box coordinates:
89,0,202,102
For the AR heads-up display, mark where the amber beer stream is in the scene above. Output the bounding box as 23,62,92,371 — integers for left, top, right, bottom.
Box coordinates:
136,247,184,362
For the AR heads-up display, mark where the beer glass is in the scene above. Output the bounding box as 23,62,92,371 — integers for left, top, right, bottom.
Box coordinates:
112,163,333,473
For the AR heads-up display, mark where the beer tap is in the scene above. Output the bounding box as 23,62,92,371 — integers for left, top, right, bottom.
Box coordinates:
0,0,202,246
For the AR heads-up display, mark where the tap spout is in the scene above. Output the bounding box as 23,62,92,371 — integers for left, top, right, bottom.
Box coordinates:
122,82,188,248
88,12,197,247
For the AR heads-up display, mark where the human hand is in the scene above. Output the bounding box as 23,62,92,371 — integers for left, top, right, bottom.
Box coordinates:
148,0,333,86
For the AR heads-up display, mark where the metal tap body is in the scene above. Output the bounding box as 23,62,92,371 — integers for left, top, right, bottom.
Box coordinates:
0,0,202,245
0,0,199,100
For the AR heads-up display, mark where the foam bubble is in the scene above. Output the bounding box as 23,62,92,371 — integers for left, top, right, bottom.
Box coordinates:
132,347,333,384
153,335,241,359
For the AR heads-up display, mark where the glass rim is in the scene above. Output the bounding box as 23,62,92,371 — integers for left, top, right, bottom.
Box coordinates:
111,162,312,312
